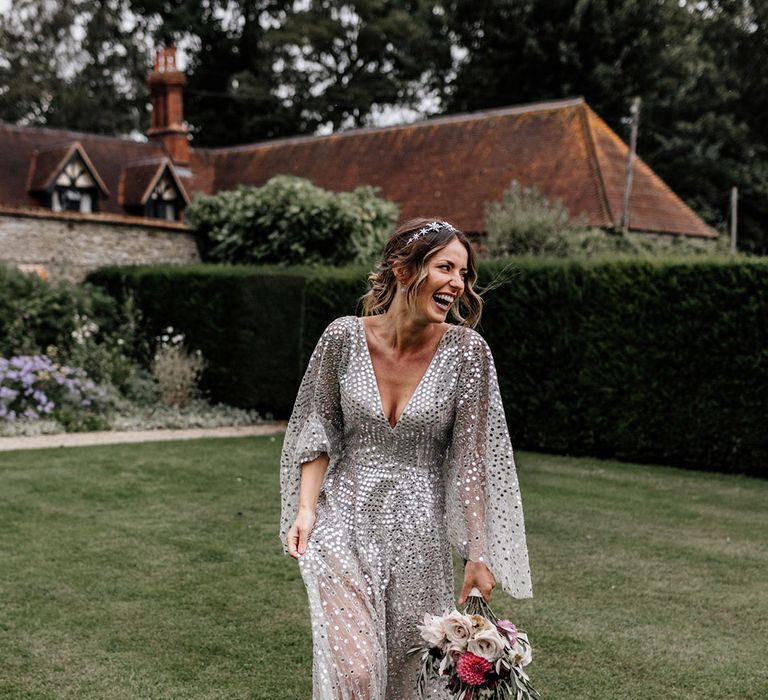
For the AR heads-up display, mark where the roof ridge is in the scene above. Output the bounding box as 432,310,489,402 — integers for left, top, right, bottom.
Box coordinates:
201,97,587,155
122,156,170,167
0,121,151,146
578,104,613,224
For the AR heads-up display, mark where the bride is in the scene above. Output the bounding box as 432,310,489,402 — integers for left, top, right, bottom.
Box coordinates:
280,218,532,699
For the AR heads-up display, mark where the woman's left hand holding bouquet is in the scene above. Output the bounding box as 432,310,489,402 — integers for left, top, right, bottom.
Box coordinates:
458,560,496,605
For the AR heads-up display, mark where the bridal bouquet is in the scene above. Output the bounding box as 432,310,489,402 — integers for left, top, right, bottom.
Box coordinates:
407,589,539,700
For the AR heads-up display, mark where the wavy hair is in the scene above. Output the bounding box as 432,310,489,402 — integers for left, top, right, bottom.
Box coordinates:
359,217,483,327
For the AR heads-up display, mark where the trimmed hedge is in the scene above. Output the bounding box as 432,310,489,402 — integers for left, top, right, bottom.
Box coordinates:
87,257,768,476
476,257,768,476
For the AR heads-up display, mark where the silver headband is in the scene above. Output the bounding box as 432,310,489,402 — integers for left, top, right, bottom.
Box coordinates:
406,220,458,245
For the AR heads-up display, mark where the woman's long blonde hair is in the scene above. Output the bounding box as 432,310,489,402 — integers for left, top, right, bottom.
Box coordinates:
359,218,483,327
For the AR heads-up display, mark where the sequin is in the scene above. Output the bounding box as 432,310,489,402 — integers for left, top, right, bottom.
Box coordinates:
280,316,532,699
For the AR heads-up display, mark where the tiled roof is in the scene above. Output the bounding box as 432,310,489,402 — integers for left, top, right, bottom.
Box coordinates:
0,123,212,219
0,98,716,237
209,98,715,237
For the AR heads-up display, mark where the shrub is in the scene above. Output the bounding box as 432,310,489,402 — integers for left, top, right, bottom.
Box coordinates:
342,186,399,263
57,308,143,393
565,228,728,257
187,175,398,266
485,180,727,259
484,180,583,257
0,267,122,358
0,355,110,430
151,327,206,408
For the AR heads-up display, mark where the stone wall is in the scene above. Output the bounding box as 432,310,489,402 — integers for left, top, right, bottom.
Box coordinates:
0,209,201,283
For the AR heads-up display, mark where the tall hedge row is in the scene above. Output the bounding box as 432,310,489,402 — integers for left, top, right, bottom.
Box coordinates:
87,257,768,476
476,258,768,476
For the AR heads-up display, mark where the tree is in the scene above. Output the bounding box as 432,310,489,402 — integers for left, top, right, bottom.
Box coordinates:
128,0,297,146
268,0,452,134
443,0,768,253
128,0,453,145
0,0,150,135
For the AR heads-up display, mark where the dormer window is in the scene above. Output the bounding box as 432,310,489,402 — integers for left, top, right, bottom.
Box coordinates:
147,172,182,221
27,141,110,214
119,158,190,222
51,156,99,213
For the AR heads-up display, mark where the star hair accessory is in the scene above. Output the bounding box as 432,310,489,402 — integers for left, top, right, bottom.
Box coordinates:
405,220,458,245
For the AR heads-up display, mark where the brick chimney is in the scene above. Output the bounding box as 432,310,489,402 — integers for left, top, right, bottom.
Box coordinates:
146,46,190,166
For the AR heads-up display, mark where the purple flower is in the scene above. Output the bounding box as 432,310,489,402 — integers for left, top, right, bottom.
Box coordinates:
0,353,106,423
496,620,518,645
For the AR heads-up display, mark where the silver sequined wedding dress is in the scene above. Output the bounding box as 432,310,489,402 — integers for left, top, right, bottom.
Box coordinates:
279,316,532,699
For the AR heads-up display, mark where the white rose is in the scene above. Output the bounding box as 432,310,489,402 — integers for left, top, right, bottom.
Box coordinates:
443,611,474,643
418,614,447,649
467,627,507,662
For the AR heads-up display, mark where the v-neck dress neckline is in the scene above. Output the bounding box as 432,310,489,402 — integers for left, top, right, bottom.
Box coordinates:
357,316,454,431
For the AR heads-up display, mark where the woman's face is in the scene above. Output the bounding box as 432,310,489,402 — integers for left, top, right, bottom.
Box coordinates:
412,237,469,323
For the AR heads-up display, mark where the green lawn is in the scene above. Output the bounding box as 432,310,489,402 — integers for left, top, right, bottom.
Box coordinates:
0,437,766,699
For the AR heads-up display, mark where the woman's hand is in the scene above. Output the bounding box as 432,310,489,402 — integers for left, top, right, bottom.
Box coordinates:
459,560,496,605
287,506,316,559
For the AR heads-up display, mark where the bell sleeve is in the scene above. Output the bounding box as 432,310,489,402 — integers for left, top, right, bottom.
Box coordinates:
445,329,533,598
279,317,348,555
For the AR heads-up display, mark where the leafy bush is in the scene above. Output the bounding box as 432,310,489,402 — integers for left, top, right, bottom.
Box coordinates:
484,180,582,257
107,400,262,431
565,228,728,257
187,175,398,266
485,179,726,259
55,292,150,397
0,267,122,358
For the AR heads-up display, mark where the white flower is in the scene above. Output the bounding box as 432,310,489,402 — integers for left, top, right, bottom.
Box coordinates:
418,614,447,649
510,633,533,667
467,626,507,662
443,611,474,644
468,613,493,632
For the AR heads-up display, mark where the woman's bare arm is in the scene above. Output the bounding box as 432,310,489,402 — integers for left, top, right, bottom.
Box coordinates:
287,453,330,558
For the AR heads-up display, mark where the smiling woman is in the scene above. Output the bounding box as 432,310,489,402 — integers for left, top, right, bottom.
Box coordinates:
279,218,533,699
